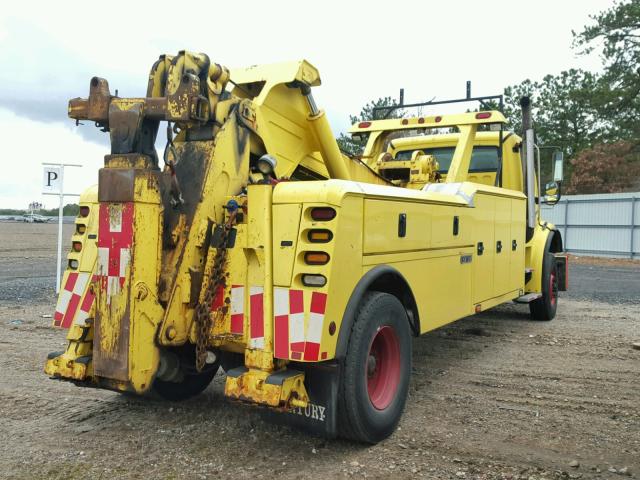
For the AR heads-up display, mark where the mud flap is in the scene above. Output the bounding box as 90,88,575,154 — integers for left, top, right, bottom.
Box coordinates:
554,253,568,291
260,361,340,438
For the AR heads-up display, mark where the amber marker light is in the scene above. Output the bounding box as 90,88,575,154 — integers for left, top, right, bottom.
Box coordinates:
304,251,330,265
308,229,333,243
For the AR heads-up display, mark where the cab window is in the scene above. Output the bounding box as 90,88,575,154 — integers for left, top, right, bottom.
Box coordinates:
395,146,499,173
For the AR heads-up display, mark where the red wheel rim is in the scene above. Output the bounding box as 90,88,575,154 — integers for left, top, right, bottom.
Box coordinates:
549,270,558,306
366,326,401,410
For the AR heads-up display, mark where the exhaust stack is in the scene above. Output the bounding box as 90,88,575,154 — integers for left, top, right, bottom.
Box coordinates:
520,96,536,238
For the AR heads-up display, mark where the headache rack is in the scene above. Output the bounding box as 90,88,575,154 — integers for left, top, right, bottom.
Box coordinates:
368,82,508,187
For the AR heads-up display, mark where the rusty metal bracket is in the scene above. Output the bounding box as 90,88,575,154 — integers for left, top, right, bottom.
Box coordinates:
69,79,209,127
68,52,230,166
109,101,145,154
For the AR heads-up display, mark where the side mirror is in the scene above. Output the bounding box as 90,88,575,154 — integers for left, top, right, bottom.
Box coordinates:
552,150,564,182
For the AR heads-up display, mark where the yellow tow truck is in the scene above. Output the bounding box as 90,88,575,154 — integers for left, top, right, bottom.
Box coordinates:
45,52,567,443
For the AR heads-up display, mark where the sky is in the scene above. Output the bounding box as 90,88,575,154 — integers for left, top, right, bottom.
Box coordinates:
0,0,613,209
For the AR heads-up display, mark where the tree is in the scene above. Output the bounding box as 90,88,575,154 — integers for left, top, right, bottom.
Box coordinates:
503,79,535,134
567,141,640,193
63,203,80,216
0,203,79,216
504,70,606,152
499,1,640,192
573,0,640,139
40,203,80,216
503,70,607,182
336,97,405,156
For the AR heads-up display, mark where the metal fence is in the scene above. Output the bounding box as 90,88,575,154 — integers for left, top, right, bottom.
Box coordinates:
541,192,639,259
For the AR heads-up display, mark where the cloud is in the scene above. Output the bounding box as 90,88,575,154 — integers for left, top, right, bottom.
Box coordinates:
0,14,354,143
0,19,143,146
0,108,106,209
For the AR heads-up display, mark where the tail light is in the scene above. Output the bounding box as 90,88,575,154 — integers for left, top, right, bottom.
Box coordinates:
304,252,330,265
310,207,336,221
76,224,86,235
72,242,82,252
68,259,79,270
79,206,90,217
308,229,333,243
302,274,327,287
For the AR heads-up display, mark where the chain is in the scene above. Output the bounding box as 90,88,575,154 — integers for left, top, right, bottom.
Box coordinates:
194,203,238,371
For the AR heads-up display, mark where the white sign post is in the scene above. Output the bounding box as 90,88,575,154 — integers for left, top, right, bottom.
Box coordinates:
42,163,81,294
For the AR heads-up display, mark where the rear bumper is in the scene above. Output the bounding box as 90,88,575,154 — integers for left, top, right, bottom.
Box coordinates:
45,351,91,382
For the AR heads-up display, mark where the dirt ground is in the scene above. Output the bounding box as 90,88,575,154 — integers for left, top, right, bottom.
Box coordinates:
0,222,638,480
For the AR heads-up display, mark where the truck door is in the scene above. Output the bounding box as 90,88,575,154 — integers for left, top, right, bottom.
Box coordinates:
493,197,511,296
509,198,526,291
472,194,494,303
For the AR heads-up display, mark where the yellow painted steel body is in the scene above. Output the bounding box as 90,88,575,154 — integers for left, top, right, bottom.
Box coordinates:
44,187,98,380
46,53,559,417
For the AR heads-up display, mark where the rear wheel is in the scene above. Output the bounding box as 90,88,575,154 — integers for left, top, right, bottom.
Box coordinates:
153,366,218,401
530,252,558,321
153,347,220,401
339,292,412,443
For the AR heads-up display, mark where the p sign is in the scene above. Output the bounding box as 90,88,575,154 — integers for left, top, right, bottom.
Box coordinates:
43,167,61,193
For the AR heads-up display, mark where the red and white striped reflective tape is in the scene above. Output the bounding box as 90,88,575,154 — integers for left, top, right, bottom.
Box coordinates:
210,284,245,335
53,271,95,328
306,291,328,361
274,288,302,359
230,285,244,334
97,203,133,302
249,286,264,349
274,288,328,361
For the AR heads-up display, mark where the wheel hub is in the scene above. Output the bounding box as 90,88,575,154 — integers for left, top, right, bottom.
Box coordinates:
550,271,558,306
366,326,401,411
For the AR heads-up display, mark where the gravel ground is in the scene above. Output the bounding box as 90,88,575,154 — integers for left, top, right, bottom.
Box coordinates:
0,222,638,480
566,262,640,305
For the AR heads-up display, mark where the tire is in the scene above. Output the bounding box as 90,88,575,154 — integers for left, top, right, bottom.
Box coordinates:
338,291,412,443
153,347,220,401
153,365,218,401
529,251,558,321
219,351,244,373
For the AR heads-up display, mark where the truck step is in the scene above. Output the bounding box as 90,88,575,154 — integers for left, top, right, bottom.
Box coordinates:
224,366,309,409
514,293,542,304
